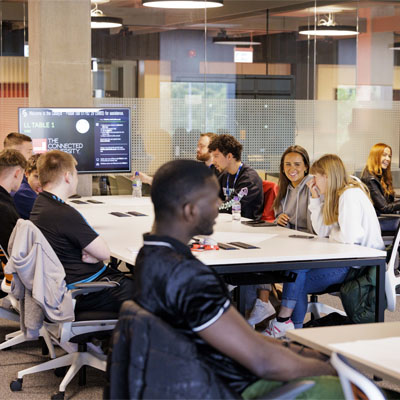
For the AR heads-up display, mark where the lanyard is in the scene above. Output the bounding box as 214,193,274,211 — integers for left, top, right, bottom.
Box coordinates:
226,163,243,197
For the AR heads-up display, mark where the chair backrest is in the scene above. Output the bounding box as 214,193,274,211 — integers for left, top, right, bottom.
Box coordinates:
262,180,278,222
106,300,238,400
385,215,400,312
330,352,386,400
6,219,74,329
0,244,13,294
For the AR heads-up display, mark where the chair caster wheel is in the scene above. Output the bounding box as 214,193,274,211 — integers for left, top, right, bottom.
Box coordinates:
10,378,23,391
51,391,65,400
54,366,68,377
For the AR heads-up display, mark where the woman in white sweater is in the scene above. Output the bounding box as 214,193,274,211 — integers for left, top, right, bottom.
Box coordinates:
264,154,384,338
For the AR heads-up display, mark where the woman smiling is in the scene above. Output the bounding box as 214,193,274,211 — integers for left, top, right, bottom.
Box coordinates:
361,143,400,215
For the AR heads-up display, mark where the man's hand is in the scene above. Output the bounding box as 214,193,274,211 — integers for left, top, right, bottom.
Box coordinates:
276,213,290,226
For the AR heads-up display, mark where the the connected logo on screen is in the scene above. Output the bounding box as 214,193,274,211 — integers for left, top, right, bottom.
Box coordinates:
76,119,90,134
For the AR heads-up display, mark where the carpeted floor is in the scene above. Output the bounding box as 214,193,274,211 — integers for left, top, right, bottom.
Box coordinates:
0,293,399,400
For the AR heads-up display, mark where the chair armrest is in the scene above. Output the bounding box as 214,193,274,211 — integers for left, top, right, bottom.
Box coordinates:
70,281,118,298
257,380,315,400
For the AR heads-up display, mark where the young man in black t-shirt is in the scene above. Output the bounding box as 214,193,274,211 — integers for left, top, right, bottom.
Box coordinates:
30,150,133,313
133,160,341,398
208,134,263,220
0,149,27,254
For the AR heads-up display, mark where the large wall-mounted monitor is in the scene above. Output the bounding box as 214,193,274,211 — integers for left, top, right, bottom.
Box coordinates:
18,107,131,174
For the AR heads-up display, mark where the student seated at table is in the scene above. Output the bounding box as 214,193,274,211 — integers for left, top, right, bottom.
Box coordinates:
208,134,263,220
132,159,343,399
0,149,27,255
30,150,133,313
132,132,220,186
361,143,400,215
12,154,42,219
264,154,385,338
248,146,315,328
274,145,313,233
3,132,33,161
197,132,220,176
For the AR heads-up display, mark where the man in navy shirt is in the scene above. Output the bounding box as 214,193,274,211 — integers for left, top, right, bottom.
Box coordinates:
12,154,42,219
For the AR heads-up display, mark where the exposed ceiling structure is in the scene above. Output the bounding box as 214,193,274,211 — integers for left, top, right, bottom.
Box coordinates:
1,0,400,37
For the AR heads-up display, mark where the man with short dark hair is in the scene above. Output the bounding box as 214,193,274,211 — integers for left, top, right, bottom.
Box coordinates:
3,132,33,161
132,159,341,398
12,154,42,219
209,134,263,220
0,149,27,254
30,150,133,313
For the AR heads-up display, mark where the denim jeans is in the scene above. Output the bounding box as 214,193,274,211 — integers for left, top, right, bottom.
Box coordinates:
282,267,350,328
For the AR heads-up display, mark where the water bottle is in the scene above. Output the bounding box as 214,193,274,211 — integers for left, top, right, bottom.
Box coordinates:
132,172,142,198
232,196,241,222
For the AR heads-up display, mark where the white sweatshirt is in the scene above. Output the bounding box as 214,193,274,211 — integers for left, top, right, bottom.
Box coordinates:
308,187,385,250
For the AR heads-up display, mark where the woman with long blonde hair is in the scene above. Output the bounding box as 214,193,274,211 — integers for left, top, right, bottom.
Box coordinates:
361,143,400,214
264,154,384,338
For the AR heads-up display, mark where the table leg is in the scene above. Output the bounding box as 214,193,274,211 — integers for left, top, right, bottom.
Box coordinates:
375,259,386,322
237,286,247,316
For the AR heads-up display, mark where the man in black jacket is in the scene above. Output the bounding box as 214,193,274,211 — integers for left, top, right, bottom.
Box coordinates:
132,159,342,398
208,134,263,220
0,149,26,254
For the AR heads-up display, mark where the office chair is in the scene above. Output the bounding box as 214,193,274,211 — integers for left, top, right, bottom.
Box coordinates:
5,220,119,400
1,245,53,354
106,300,315,400
330,352,386,400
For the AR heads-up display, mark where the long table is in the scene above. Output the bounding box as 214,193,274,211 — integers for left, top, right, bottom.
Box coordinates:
68,195,387,320
286,322,400,385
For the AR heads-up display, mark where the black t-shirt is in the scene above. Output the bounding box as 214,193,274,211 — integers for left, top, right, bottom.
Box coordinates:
218,163,264,220
30,191,103,284
133,234,257,394
0,185,20,255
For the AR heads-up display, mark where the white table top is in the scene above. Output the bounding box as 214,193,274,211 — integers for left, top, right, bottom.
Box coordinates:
68,195,386,266
286,322,400,384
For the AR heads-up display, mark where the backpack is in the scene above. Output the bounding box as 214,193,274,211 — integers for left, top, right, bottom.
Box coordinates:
340,266,381,324
340,241,393,324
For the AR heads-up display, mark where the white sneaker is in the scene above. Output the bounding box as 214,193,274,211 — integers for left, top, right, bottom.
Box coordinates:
262,318,294,338
247,299,276,325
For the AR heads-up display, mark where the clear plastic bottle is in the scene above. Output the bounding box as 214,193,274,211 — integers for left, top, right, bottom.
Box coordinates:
232,196,241,221
132,171,142,198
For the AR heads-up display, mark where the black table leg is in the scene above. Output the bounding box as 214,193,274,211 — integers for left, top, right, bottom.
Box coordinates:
375,259,386,322
237,286,247,316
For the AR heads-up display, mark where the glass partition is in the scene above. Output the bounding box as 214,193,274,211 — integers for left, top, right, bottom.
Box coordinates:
2,0,400,184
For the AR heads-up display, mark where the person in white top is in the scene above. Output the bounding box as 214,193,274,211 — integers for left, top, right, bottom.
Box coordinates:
264,154,384,338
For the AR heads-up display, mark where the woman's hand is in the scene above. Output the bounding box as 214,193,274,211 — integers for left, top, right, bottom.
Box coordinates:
306,177,320,199
276,213,290,226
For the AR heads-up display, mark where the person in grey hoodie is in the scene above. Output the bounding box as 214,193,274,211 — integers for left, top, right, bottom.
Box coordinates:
273,145,314,234
248,146,314,334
